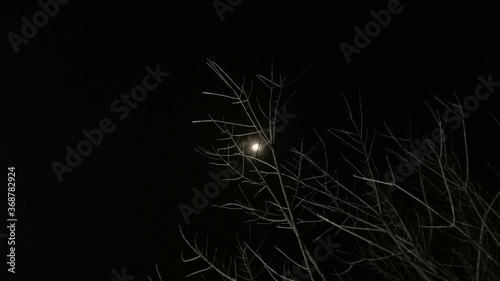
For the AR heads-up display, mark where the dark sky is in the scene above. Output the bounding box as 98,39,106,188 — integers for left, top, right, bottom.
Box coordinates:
1,0,499,280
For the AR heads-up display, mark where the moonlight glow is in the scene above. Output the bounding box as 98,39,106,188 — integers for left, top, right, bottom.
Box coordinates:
251,143,260,151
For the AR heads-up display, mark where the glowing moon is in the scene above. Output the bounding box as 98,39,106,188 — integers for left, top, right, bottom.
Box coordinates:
251,143,260,151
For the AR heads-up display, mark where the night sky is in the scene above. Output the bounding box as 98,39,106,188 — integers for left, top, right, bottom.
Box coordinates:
1,0,499,280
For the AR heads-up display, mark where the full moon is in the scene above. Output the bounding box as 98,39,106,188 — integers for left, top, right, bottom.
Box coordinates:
251,143,260,151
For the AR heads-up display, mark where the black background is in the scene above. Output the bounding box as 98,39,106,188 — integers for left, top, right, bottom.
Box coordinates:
1,0,499,280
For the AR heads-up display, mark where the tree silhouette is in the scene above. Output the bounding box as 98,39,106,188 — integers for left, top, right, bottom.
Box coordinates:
180,60,500,281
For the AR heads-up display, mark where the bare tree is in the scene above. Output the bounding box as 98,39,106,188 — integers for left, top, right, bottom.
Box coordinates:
180,60,500,281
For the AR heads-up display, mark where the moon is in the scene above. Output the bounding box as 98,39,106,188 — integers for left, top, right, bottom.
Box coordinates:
251,143,260,151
